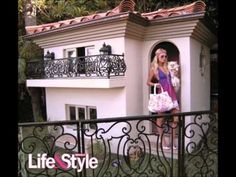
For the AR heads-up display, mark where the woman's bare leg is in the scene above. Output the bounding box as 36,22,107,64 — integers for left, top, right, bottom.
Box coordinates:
171,109,179,148
156,117,168,147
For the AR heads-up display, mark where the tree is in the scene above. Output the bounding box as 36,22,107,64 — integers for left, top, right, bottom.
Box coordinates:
19,0,44,122
18,0,95,122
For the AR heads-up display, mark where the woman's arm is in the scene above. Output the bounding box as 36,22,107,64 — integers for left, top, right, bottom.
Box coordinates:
146,69,160,87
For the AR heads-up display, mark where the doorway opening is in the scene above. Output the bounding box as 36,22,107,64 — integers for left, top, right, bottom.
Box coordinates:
149,41,180,133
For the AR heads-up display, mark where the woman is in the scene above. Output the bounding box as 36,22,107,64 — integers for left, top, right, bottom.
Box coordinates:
147,48,180,150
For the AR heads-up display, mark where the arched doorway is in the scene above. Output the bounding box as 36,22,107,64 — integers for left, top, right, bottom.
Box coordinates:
150,41,180,132
151,42,180,63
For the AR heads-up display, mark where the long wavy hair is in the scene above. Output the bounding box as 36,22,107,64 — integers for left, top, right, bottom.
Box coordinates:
150,48,168,72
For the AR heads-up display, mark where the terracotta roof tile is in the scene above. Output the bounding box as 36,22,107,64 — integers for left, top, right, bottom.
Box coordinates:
119,0,135,12
92,14,102,19
106,11,116,17
25,0,205,35
141,0,205,19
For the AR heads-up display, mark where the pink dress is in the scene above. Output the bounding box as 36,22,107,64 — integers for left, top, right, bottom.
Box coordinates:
156,68,180,110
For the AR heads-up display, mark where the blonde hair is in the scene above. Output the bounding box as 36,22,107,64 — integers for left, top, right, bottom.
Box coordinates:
150,48,168,71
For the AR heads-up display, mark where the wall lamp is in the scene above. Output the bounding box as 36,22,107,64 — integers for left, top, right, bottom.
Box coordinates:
44,50,55,60
199,46,206,76
99,43,112,55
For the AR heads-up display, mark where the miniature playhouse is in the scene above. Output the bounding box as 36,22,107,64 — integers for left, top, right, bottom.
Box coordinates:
25,0,217,152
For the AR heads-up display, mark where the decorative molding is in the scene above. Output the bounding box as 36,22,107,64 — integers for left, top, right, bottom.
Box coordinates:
33,21,127,48
32,12,211,48
192,21,217,47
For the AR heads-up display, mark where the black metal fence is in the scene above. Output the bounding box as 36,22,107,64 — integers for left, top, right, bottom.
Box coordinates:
18,111,217,177
26,54,126,79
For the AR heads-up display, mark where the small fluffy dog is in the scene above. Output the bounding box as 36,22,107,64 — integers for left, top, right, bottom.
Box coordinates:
167,61,180,93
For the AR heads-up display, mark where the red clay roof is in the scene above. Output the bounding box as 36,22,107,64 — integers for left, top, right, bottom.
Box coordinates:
25,0,205,35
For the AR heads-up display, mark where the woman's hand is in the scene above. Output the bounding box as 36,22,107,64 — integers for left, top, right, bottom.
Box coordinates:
154,83,161,88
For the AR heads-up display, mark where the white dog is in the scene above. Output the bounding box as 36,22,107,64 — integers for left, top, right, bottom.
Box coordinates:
167,61,180,93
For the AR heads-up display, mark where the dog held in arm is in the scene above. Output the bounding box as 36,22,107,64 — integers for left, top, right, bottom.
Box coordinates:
167,61,180,93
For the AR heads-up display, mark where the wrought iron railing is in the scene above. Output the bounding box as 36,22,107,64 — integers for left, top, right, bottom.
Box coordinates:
26,54,126,79
18,111,217,177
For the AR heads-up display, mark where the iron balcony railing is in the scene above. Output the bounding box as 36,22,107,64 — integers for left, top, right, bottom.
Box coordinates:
18,111,217,177
26,54,126,79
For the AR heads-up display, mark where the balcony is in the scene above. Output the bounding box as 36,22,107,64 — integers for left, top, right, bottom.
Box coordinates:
26,54,126,79
18,111,218,177
26,54,126,88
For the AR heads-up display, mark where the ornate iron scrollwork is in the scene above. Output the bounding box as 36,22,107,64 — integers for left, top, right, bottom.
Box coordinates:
26,54,126,79
18,111,217,177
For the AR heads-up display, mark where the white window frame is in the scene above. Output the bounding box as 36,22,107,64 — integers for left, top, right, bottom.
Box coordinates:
66,104,97,129
64,48,76,58
85,46,95,56
63,46,95,57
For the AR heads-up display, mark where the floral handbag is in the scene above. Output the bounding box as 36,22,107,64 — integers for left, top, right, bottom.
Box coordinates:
148,84,174,113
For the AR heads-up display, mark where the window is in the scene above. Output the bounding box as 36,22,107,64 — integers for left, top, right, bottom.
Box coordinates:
69,106,76,120
64,46,95,58
77,107,86,120
88,107,97,129
85,46,95,56
64,48,76,73
64,48,76,58
64,46,95,74
66,105,97,129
